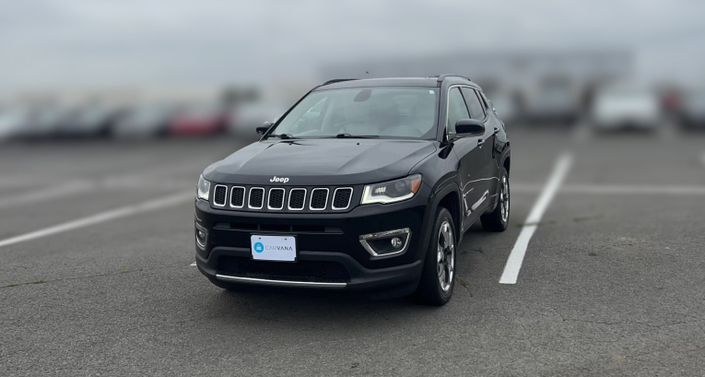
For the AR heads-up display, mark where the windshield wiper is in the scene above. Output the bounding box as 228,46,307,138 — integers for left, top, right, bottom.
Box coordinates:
334,133,379,139
267,133,294,139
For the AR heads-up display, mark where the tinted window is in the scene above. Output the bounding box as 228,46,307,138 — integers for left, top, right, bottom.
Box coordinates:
461,87,485,120
447,87,470,137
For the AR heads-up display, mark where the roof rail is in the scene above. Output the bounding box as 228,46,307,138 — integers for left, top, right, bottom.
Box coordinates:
321,78,358,86
435,74,472,83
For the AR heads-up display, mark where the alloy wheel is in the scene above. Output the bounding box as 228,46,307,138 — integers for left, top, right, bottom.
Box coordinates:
436,220,455,292
500,175,510,223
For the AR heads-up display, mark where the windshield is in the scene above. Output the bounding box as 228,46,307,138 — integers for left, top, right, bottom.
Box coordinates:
268,87,438,139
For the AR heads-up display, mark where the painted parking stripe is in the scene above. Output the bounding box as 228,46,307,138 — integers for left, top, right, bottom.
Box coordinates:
0,159,206,204
0,178,50,190
499,153,573,285
0,191,193,249
512,183,705,195
0,181,95,210
562,184,705,195
0,178,197,211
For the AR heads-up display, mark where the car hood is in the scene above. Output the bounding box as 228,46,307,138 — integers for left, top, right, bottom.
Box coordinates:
205,138,437,185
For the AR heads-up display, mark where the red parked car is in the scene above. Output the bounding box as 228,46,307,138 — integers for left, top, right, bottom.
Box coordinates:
168,105,227,136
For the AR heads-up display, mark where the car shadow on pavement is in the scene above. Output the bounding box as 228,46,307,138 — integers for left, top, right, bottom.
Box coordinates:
195,284,450,330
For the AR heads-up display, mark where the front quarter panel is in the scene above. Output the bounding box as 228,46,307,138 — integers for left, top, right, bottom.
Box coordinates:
413,142,465,232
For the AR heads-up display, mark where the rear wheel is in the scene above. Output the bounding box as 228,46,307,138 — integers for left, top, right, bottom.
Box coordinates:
414,208,456,306
481,166,510,232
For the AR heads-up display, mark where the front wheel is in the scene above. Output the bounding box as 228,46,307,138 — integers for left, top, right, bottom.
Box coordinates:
414,208,456,306
481,166,510,232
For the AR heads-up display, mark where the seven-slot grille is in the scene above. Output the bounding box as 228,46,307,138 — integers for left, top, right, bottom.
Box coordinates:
211,185,355,212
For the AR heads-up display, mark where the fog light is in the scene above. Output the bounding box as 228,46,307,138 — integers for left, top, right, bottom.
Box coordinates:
195,223,208,249
359,228,411,258
391,237,402,248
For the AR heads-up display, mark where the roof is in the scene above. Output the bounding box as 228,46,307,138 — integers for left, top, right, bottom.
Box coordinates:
318,76,476,90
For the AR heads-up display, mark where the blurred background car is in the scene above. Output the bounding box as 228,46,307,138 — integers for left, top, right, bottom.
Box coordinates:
110,103,179,139
0,107,32,141
487,92,518,125
677,89,705,131
227,101,285,141
57,103,126,138
522,76,581,126
591,85,662,132
167,104,227,137
17,105,74,140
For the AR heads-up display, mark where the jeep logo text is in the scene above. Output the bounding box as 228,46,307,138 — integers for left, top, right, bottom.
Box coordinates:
269,176,290,183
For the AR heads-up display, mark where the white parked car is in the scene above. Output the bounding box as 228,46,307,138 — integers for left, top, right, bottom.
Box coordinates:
228,102,284,141
678,90,705,130
111,104,178,139
591,87,661,131
0,108,31,141
488,93,517,124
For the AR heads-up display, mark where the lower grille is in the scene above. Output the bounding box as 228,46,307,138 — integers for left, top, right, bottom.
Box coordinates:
218,256,350,283
214,222,343,234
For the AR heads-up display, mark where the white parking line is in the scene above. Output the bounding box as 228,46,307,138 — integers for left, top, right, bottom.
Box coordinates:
512,183,705,195
0,159,206,204
499,153,573,285
562,184,705,195
0,191,193,249
0,160,208,190
0,181,95,210
0,177,195,211
0,178,50,190
190,262,197,267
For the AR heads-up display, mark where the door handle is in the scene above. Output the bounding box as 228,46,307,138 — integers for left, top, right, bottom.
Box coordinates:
493,127,499,134
477,138,484,146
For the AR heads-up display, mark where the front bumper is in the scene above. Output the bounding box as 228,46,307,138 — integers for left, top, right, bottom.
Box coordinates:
194,197,432,294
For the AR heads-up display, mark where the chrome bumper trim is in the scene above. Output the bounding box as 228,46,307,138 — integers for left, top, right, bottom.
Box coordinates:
215,274,347,288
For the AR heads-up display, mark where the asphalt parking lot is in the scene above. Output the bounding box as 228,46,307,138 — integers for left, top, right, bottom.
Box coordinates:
2,126,704,376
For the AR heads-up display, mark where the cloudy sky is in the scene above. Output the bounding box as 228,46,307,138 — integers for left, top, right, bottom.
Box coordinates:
2,0,705,93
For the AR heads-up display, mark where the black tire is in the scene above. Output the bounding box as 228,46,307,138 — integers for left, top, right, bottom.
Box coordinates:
481,166,510,232
414,208,456,306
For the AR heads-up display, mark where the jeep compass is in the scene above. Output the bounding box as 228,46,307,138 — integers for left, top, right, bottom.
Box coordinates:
194,75,511,305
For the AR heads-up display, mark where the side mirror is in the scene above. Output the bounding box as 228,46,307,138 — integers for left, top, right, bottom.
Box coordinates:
256,121,273,135
454,119,485,137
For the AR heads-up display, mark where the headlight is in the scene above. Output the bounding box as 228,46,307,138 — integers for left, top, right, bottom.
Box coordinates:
197,175,211,201
361,174,422,205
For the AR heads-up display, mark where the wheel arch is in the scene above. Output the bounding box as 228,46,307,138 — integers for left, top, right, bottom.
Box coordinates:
430,181,463,243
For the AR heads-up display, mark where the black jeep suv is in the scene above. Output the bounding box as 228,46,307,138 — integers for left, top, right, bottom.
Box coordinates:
194,75,510,305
